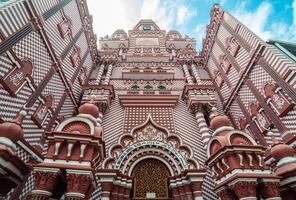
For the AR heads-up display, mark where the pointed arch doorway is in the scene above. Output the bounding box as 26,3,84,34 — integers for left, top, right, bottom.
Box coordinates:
132,158,170,199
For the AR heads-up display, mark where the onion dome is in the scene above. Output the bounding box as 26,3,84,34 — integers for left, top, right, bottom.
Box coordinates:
270,137,295,161
0,110,26,142
210,113,231,130
78,101,99,118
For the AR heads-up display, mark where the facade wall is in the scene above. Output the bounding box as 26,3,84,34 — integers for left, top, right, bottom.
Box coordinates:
0,0,96,198
203,6,296,148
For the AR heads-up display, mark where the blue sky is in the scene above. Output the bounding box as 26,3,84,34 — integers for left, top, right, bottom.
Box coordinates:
87,0,295,50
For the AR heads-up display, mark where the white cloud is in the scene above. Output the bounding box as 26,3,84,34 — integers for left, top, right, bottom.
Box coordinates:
231,1,296,42
195,23,206,50
232,1,273,41
86,0,196,39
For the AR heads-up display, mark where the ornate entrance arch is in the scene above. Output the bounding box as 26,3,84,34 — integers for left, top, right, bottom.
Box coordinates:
97,115,206,200
132,158,170,199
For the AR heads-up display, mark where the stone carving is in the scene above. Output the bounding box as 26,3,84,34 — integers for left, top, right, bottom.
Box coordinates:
58,16,72,38
225,36,240,57
134,122,165,142
264,82,294,117
32,95,53,128
70,46,81,67
33,171,60,192
66,173,91,194
0,59,33,97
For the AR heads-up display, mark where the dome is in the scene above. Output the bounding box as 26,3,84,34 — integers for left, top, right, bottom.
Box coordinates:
0,111,26,142
210,114,231,130
270,138,295,161
78,102,99,118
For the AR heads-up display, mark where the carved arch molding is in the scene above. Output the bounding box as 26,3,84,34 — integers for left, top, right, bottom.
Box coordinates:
102,114,200,175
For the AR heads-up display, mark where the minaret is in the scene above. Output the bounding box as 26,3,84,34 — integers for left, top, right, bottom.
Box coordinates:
206,113,282,200
26,102,105,200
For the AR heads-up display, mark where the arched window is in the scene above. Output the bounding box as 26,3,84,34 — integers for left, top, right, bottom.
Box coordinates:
131,85,140,90
144,85,153,90
158,85,166,90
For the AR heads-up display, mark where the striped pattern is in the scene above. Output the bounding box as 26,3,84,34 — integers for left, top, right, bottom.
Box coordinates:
0,0,30,38
31,0,59,15
238,84,256,109
12,31,53,87
63,0,83,36
43,10,72,56
173,98,217,200
182,64,194,85
195,112,211,149
102,92,125,155
57,94,75,120
249,65,274,96
262,45,296,86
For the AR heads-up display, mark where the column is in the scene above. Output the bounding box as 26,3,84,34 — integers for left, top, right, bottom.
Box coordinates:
178,185,186,200
182,64,194,85
65,173,92,200
117,185,125,200
96,111,103,127
195,110,211,149
190,181,203,200
171,187,180,200
111,185,119,200
103,64,113,85
230,181,257,200
26,170,60,200
123,187,130,200
258,182,281,200
191,64,202,84
96,64,105,84
184,184,193,199
101,182,113,200
217,188,238,200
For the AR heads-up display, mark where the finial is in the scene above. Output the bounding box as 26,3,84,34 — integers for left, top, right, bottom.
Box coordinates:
12,110,27,126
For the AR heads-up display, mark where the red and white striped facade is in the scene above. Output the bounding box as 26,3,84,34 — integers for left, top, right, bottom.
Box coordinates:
0,1,296,200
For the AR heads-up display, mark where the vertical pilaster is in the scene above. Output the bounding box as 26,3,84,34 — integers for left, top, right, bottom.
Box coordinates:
101,182,113,200
191,64,202,84
96,64,105,84
183,64,194,85
103,64,113,85
195,111,211,149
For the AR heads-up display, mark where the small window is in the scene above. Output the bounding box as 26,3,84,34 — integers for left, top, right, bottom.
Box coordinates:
144,85,153,90
131,85,140,90
158,85,166,90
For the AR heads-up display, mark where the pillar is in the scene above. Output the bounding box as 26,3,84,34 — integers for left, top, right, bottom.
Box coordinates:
101,182,113,200
171,186,180,200
110,185,119,200
229,181,257,200
26,170,60,200
117,185,125,200
217,188,237,200
123,187,130,200
96,64,105,84
178,185,186,200
191,64,202,84
103,64,113,85
190,181,203,200
65,173,92,200
258,182,281,200
96,111,103,126
195,111,211,149
280,189,296,200
184,184,193,199
182,64,194,85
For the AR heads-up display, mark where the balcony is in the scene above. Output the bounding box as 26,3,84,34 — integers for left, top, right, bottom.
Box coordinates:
118,90,179,107
122,69,174,80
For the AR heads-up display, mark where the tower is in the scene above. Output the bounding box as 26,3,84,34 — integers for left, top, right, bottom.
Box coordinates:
0,1,296,200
